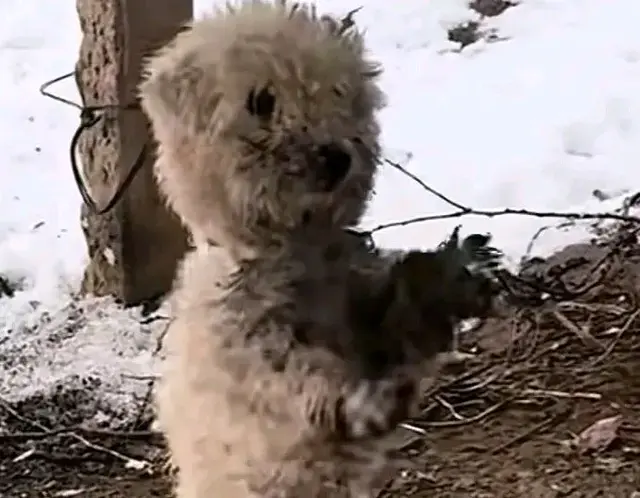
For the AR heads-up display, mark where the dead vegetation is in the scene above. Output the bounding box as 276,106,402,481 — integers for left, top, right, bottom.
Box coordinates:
378,221,640,497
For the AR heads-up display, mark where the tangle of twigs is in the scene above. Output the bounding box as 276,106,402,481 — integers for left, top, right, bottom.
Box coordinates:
368,157,640,237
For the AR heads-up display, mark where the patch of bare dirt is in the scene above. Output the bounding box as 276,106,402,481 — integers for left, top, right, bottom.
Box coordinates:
380,223,640,497
0,427,171,497
447,0,517,49
470,0,517,18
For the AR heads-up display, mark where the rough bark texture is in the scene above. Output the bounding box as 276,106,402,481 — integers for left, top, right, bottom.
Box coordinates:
75,0,192,306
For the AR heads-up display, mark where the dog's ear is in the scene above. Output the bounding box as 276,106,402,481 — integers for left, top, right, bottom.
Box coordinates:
139,60,193,124
139,27,221,136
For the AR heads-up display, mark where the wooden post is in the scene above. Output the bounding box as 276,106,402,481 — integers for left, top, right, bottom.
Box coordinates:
75,0,192,306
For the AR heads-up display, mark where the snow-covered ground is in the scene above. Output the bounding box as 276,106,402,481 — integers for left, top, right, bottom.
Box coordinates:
1,0,639,427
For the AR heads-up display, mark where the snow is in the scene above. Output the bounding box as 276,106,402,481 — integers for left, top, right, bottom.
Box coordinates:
1,0,640,426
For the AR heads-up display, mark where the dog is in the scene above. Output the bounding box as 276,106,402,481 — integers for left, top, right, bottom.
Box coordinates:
139,2,500,496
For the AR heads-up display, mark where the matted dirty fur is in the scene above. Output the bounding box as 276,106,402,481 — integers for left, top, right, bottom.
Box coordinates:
139,2,496,497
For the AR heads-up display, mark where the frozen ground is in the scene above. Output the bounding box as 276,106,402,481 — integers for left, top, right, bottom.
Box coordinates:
1,0,640,427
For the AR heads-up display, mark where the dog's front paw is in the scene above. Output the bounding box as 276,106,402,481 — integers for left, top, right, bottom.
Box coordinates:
338,378,415,439
441,225,504,274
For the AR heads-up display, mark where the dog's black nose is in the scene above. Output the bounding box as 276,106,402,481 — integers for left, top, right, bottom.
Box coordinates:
316,143,352,191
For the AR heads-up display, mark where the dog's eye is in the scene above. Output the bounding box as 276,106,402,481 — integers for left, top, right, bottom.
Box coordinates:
246,86,276,119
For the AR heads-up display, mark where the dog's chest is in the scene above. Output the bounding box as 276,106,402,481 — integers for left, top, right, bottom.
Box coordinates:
283,238,348,316
294,265,346,326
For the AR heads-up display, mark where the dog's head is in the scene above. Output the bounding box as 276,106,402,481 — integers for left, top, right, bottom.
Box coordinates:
139,1,385,249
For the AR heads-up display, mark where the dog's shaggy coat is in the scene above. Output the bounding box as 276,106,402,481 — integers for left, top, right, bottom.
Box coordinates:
139,2,497,497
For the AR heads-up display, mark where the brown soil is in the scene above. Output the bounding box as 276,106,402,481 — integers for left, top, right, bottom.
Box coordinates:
2,227,640,498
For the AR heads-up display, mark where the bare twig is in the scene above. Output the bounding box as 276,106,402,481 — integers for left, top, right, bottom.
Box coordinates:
521,388,602,401
556,301,628,316
383,157,469,212
369,158,640,237
434,395,465,420
0,427,161,441
550,309,605,350
369,208,640,235
133,318,172,428
585,308,640,368
489,405,571,454
400,422,427,435
421,398,510,428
